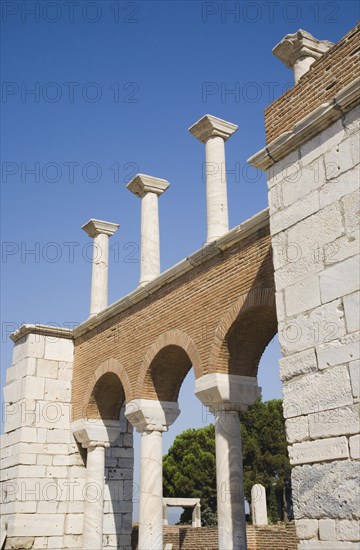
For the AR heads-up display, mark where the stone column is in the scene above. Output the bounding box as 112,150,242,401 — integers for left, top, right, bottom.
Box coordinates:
192,502,201,528
251,484,268,526
82,219,119,317
189,114,237,243
71,419,121,550
125,399,180,550
127,174,170,286
273,30,333,84
195,373,261,550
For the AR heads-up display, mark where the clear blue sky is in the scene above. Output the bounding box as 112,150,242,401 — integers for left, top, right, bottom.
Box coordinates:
1,0,359,521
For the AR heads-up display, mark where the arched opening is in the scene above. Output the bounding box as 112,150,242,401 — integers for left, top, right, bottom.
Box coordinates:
86,372,125,420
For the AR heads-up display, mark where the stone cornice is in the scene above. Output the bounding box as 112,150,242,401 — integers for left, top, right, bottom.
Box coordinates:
10,324,74,343
127,174,170,198
248,77,360,171
73,208,269,339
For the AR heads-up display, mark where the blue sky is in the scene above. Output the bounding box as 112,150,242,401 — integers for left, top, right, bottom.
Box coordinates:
1,0,359,522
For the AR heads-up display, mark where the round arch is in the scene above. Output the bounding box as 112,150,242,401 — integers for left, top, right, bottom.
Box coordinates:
209,287,277,377
136,329,203,402
82,358,132,420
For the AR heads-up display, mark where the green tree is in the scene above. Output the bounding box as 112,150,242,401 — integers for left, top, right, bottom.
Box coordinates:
163,424,217,525
162,399,292,525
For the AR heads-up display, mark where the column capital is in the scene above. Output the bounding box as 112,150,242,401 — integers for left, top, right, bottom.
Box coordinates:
82,218,119,238
273,29,333,70
188,114,238,143
127,174,170,198
71,419,121,449
195,373,261,412
125,399,180,432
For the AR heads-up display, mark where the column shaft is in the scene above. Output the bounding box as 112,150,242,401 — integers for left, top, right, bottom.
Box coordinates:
90,233,109,316
139,430,163,549
215,410,247,550
83,445,106,550
140,192,160,285
205,136,229,243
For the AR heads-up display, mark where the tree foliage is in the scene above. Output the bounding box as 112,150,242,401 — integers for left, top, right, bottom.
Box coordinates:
162,399,292,525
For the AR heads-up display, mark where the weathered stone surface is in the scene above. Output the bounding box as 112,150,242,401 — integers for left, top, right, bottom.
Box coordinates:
282,365,353,418
319,255,359,304
292,461,360,519
289,436,349,465
281,157,325,207
318,518,336,541
316,332,360,369
342,188,360,234
325,231,359,266
349,435,360,459
298,541,360,549
308,405,360,439
320,163,359,208
344,291,360,333
44,338,73,363
278,300,346,355
286,416,309,444
300,118,345,165
280,348,318,382
295,519,318,540
285,274,321,316
270,190,319,235
349,360,359,400
336,519,360,541
266,150,300,189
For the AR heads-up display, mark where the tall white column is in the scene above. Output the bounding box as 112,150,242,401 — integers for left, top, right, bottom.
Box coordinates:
189,114,237,244
195,373,261,550
251,484,268,526
127,174,170,286
272,30,333,84
83,444,106,549
71,419,121,550
82,219,119,316
125,399,180,550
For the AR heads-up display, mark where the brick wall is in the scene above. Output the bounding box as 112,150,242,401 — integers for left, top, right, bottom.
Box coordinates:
131,523,298,549
72,215,275,417
265,23,360,144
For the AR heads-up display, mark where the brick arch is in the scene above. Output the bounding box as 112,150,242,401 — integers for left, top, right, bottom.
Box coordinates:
82,358,132,420
136,329,203,401
209,287,277,376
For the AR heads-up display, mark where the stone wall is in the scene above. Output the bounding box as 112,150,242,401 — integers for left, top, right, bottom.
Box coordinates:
131,523,298,549
265,103,359,548
0,327,133,550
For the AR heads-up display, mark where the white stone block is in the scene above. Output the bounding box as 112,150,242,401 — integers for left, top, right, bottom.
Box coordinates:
44,338,73,363
300,118,345,165
285,274,321,316
278,299,346,355
33,537,48,548
47,536,63,548
317,332,360,369
308,405,360,439
320,163,359,209
57,362,73,381
325,231,360,266
268,183,283,213
279,348,318,382
7,514,65,537
3,379,22,404
336,520,360,541
319,518,336,541
286,416,309,444
344,291,360,333
344,106,360,136
349,360,360,400
13,334,46,365
289,436,349,465
349,434,360,459
37,359,58,379
275,290,286,322
320,256,360,304
281,157,325,207
22,376,45,400
296,519,318,540
342,189,360,234
283,365,352,418
7,358,36,383
266,150,300,189
62,535,82,548
270,190,319,235
46,429,72,444
44,379,71,402
65,514,83,535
